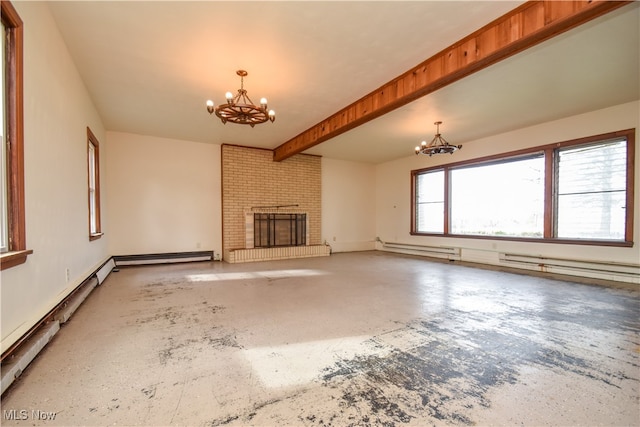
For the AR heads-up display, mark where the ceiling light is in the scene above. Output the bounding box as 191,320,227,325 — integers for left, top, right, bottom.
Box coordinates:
415,121,462,156
206,70,275,127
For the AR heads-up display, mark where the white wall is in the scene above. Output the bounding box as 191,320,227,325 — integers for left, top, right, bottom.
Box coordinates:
376,101,640,282
105,132,221,257
1,2,109,352
322,158,376,252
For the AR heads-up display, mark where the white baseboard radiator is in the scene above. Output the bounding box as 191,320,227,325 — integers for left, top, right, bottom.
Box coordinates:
1,322,59,395
500,253,640,283
1,258,115,395
113,251,214,266
378,239,461,261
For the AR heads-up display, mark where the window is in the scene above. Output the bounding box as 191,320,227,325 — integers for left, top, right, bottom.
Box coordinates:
412,129,635,246
415,169,445,234
0,1,30,270
450,155,544,237
87,128,102,240
555,139,627,240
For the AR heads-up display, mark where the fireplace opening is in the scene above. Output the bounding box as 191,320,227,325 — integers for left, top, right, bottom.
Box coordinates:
254,213,306,248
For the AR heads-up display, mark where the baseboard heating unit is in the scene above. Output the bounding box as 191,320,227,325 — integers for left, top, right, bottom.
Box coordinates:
113,251,214,266
1,258,116,396
1,322,60,395
500,253,640,283
378,239,461,261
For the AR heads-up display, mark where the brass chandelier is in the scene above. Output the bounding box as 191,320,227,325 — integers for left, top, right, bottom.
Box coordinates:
415,121,462,156
206,70,275,127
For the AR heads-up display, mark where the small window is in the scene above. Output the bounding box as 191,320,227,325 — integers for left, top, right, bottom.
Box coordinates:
87,128,102,240
415,169,445,234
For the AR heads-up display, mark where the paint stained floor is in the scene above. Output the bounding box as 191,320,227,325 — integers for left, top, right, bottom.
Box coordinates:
2,251,639,426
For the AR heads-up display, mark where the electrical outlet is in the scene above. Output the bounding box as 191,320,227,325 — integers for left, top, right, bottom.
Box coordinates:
65,268,70,282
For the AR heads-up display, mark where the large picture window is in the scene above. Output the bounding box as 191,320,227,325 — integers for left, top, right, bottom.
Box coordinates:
412,129,635,246
450,155,544,238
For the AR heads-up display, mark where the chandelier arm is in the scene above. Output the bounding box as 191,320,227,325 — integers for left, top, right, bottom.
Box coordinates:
241,92,256,107
427,135,440,149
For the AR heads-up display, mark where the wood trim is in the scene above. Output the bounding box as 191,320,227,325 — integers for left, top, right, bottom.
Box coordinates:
3,0,25,250
1,1,30,268
624,130,635,243
1,0,22,27
221,144,226,257
87,127,102,240
410,171,417,234
543,147,554,239
444,169,451,234
273,0,632,162
0,249,32,271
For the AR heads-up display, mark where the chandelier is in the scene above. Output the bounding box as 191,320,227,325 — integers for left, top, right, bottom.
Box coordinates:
415,121,462,156
206,70,275,127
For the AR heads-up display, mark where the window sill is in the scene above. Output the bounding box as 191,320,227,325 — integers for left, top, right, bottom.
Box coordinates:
0,249,33,271
89,232,104,241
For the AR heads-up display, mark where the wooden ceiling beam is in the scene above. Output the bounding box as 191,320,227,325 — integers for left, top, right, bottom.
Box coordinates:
273,0,631,162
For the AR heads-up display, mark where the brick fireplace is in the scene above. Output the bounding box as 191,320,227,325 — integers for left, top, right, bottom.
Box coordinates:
221,145,329,263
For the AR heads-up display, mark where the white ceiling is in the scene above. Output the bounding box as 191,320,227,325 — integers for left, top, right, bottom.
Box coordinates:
48,1,639,164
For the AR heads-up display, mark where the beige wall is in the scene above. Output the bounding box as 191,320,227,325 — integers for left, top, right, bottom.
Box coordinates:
321,158,376,252
1,2,108,351
105,132,221,257
221,145,321,257
375,101,640,282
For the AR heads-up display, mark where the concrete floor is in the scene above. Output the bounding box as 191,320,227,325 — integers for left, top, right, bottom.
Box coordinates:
1,251,639,426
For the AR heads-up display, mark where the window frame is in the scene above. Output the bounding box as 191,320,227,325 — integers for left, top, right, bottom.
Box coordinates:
411,129,635,247
1,17,8,253
0,0,30,271
87,127,102,241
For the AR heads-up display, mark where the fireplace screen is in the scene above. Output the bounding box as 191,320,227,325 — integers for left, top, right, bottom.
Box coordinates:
254,213,306,248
